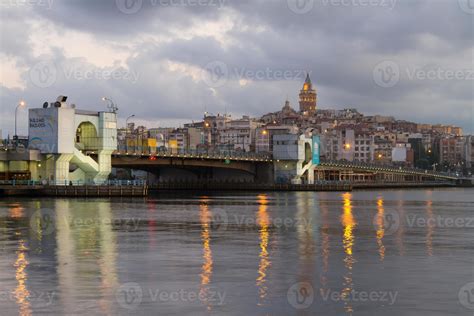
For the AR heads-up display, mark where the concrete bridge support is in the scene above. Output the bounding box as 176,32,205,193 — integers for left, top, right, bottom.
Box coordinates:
255,163,274,183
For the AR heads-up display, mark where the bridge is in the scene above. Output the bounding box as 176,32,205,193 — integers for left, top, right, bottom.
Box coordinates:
0,95,464,187
110,150,274,183
318,161,458,182
108,149,460,186
1,145,463,187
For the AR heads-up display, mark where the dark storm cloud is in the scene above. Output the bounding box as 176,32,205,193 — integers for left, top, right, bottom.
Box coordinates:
32,0,224,38
0,0,472,136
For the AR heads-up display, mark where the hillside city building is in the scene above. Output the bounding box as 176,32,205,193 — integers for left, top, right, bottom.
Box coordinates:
111,74,471,175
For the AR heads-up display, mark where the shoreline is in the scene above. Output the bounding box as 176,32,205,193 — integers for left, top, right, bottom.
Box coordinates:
1,182,470,197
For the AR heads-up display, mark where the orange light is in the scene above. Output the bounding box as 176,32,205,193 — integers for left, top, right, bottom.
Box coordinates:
262,130,268,135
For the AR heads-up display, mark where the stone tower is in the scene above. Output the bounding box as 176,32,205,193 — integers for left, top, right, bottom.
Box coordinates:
299,73,317,115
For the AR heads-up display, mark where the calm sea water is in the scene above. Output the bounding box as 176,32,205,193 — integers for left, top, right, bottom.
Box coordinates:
0,188,473,316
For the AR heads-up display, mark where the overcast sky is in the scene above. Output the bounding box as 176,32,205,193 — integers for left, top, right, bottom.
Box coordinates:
0,0,473,136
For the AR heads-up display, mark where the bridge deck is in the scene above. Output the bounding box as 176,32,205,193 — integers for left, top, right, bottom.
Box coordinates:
113,151,271,162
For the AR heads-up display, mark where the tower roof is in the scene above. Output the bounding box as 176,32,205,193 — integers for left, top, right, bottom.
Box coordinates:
305,73,312,85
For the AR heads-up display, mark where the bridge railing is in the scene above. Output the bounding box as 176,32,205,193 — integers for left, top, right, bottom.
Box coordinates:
320,160,459,179
114,147,272,161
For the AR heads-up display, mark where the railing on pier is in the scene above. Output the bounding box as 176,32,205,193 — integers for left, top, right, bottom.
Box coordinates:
0,179,147,187
0,180,148,197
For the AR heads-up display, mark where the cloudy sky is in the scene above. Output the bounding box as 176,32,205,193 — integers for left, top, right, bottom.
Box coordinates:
0,0,473,137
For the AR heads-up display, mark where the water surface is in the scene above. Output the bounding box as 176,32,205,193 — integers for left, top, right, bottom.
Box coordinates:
0,188,473,315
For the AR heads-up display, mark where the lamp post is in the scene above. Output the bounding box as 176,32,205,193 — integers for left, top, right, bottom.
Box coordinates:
102,97,118,113
125,114,135,152
14,100,26,148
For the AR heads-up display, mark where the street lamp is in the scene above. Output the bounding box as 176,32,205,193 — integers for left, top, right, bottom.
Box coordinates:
102,97,118,113
14,100,26,147
126,114,135,152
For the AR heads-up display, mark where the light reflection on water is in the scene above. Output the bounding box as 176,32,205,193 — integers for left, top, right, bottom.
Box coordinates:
341,192,356,314
199,197,213,311
14,240,31,316
256,194,270,306
0,189,472,315
375,197,386,262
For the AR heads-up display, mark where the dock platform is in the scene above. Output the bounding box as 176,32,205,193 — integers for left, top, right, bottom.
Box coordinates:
0,180,148,197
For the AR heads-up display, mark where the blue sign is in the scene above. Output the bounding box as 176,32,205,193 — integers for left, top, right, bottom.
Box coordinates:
312,136,320,165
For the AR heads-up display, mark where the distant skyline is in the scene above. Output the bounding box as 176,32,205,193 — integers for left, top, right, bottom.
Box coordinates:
1,0,473,136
